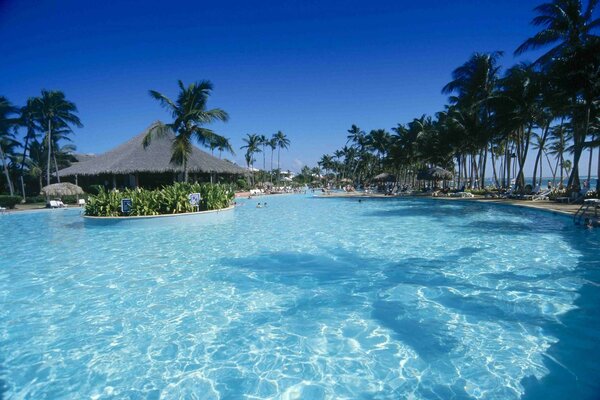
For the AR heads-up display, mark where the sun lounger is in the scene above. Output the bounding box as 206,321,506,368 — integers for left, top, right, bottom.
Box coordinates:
450,192,474,198
49,200,65,208
531,188,552,201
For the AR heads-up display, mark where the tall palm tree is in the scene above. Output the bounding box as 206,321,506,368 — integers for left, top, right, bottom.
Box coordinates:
34,90,82,186
443,52,503,188
215,136,234,159
273,131,290,182
0,96,19,196
494,63,545,189
144,80,229,182
18,98,41,199
241,133,262,185
515,0,600,64
268,136,277,180
516,0,600,189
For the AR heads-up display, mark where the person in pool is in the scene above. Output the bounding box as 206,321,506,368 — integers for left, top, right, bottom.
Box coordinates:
263,202,267,207
256,202,262,208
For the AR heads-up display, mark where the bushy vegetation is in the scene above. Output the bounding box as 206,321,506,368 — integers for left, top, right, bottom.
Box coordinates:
84,182,234,217
0,195,21,209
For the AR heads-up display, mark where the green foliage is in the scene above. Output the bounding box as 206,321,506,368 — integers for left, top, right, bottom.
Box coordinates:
235,178,249,191
25,195,46,204
0,195,21,209
84,182,234,217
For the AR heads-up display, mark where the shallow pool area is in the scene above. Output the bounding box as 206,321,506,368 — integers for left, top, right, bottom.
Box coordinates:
0,195,599,399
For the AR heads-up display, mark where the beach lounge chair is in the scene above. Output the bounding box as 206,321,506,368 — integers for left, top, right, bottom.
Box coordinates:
49,200,65,208
523,186,542,200
532,188,552,201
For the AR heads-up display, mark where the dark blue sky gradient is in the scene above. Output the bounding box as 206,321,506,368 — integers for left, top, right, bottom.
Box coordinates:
2,0,595,174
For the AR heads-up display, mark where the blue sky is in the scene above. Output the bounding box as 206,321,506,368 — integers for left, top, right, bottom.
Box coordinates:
1,0,596,175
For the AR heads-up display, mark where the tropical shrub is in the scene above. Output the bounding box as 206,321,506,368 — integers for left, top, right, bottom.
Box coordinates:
0,195,21,209
84,182,234,217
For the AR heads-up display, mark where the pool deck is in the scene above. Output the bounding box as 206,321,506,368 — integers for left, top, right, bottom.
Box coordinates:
315,192,585,216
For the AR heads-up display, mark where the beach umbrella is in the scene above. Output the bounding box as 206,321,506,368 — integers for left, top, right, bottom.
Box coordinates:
373,173,395,181
417,167,453,181
41,182,85,197
428,167,453,180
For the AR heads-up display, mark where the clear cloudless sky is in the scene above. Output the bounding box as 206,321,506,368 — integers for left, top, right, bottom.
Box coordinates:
1,0,597,175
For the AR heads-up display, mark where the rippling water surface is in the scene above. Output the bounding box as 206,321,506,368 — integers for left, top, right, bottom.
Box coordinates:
0,195,599,399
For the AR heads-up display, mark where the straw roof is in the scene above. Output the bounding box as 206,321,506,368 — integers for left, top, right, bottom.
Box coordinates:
41,182,85,197
58,122,246,177
417,167,453,181
373,172,395,181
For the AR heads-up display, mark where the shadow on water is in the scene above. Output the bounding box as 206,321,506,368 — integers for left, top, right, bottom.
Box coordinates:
217,231,600,399
0,363,7,400
364,202,473,221
520,229,600,400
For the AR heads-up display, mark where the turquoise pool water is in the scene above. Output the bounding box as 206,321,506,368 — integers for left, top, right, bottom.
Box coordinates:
0,195,599,399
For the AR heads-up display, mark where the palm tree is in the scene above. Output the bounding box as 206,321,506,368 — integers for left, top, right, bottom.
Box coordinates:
34,90,82,186
0,97,19,196
215,136,234,159
516,0,600,189
494,63,545,190
515,0,600,64
241,133,262,185
443,52,503,189
17,98,40,199
268,136,277,181
273,131,290,182
144,80,229,182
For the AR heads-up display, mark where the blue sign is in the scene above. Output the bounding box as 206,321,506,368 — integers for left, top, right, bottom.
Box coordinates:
188,193,201,206
121,198,132,214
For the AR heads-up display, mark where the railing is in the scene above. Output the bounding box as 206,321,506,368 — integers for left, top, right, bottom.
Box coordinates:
574,199,600,226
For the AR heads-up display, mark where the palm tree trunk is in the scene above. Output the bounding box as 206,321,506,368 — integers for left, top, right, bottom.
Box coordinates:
277,148,281,183
596,143,600,193
53,152,61,183
0,142,15,196
270,149,274,182
46,119,52,186
568,107,590,190
491,151,499,188
516,126,532,191
586,146,592,188
545,152,557,185
183,158,188,183
19,132,32,200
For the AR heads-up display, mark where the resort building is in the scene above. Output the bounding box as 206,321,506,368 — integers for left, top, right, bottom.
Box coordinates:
58,122,245,190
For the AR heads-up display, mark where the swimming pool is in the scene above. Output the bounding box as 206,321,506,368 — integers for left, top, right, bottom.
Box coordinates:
1,195,598,399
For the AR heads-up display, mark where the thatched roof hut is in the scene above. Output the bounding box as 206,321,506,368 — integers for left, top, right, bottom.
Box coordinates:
58,122,245,177
373,172,395,181
417,167,453,181
41,182,85,197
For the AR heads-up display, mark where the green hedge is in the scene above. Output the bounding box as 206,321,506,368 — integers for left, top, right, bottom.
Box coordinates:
84,182,235,217
0,195,21,209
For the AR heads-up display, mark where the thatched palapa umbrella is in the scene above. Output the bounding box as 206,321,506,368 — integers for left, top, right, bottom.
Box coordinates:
373,172,395,182
417,167,453,181
429,167,453,180
41,182,85,197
